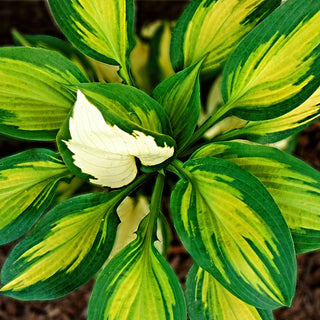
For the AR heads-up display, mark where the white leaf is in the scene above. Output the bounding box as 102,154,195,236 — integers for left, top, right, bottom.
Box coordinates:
64,91,174,188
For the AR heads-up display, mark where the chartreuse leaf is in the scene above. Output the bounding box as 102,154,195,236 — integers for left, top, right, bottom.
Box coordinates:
186,264,274,320
108,196,170,261
170,157,296,309
153,60,202,149
0,47,88,140
88,237,186,320
88,172,186,319
219,0,320,121
0,176,146,300
193,141,320,254
215,86,320,144
170,0,280,78
48,0,135,84
57,84,175,188
0,149,71,245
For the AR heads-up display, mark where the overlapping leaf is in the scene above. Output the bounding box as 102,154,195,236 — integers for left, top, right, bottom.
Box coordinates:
57,84,175,188
170,0,280,78
171,157,296,309
215,86,320,143
219,0,320,121
153,61,202,149
0,47,88,140
88,235,186,320
0,149,71,245
186,264,274,320
193,142,320,254
0,184,142,300
48,0,135,84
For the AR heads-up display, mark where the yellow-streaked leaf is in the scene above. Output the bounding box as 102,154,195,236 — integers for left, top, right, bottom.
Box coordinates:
48,0,135,84
0,149,71,245
88,235,186,320
0,47,88,140
57,86,175,188
216,86,320,143
220,0,320,121
171,0,280,78
0,179,145,300
193,141,320,254
171,158,296,309
186,264,274,320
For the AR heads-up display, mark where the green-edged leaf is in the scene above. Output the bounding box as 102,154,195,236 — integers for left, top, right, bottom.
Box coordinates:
193,141,320,254
220,0,320,121
48,0,135,84
0,184,140,300
186,264,274,320
88,236,186,320
0,149,71,245
216,86,320,144
171,157,296,309
170,0,280,78
57,84,176,188
153,61,202,149
0,47,88,140
12,31,98,82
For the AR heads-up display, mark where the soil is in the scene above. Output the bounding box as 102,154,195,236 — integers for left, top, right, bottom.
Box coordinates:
0,1,320,319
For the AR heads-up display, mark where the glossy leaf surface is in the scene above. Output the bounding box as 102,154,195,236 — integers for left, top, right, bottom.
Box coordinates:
216,86,320,143
0,47,88,140
171,157,296,309
170,0,280,77
220,0,320,121
0,149,70,245
48,0,135,84
88,236,186,320
193,142,320,254
0,189,133,300
186,264,274,320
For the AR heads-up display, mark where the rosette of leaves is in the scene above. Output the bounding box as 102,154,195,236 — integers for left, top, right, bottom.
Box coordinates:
1,0,320,319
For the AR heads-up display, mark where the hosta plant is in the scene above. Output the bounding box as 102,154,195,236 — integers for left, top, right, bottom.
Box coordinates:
1,0,320,319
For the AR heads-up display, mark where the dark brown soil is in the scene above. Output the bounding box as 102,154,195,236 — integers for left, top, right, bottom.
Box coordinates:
1,1,320,319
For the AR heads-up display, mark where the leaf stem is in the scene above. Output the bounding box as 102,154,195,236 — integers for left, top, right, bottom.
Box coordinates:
178,103,231,156
144,171,165,245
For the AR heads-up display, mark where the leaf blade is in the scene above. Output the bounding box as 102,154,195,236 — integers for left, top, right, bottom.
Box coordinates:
193,141,320,254
186,264,274,320
171,157,296,309
0,148,71,245
0,47,88,140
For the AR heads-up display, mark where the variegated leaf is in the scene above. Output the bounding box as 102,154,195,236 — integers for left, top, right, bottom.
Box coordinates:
220,0,320,121
0,47,88,140
88,235,186,320
0,149,71,245
170,0,280,78
215,86,320,143
193,142,320,254
57,85,175,188
186,264,274,320
153,60,202,149
108,196,170,261
171,157,296,309
0,182,143,300
48,0,135,84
